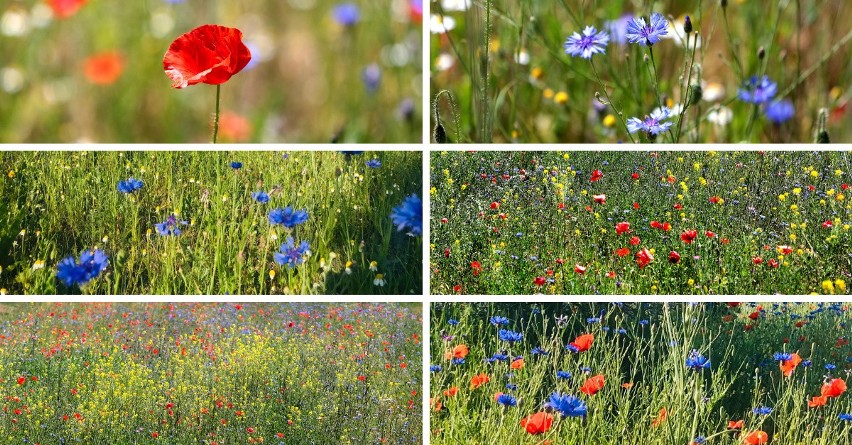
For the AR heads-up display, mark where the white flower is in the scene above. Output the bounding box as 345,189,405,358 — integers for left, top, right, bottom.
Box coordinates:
702,82,726,102
707,106,733,126
430,14,455,34
373,274,386,286
514,48,530,65
435,53,455,71
441,0,471,11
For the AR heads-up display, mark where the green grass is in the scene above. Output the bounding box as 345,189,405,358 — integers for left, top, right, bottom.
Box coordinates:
0,302,423,444
431,0,851,143
430,302,852,445
0,150,422,294
430,150,851,294
0,0,421,142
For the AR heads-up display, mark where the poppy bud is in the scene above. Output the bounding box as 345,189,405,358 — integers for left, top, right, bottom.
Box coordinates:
758,46,765,60
721,0,728,8
683,16,693,34
816,108,830,143
689,84,703,105
434,123,448,143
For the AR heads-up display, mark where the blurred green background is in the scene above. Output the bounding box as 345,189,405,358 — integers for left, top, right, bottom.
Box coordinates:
0,0,423,142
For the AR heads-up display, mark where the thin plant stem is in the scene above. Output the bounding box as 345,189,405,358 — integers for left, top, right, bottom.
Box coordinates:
212,84,221,144
589,59,636,144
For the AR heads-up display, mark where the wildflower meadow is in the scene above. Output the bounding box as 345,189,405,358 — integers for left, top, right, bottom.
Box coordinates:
0,0,422,143
431,150,851,295
0,302,422,444
431,302,852,445
430,0,850,143
0,150,422,295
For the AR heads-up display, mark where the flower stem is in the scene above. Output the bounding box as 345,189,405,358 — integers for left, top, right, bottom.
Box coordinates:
589,59,636,144
212,84,221,144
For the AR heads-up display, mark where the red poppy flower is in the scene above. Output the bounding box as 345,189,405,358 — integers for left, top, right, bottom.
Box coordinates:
709,196,721,204
776,245,793,255
510,358,525,369
668,251,681,264
822,220,833,228
636,248,653,268
616,248,631,257
633,202,640,209
48,0,88,19
470,373,490,389
748,311,760,320
615,222,631,235
705,230,716,238
842,183,849,190
779,352,801,377
592,194,606,204
533,276,546,286
767,259,779,268
821,378,847,398
357,375,366,381
742,430,768,445
728,420,743,429
471,261,482,276
574,264,587,274
163,25,251,89
651,407,667,426
630,236,641,245
568,334,594,352
442,387,459,397
16,376,25,385
83,52,124,85
490,201,499,209
631,172,640,180
681,230,698,244
590,170,603,182
520,412,553,435
444,344,468,360
580,374,605,395
650,221,661,229
808,395,827,407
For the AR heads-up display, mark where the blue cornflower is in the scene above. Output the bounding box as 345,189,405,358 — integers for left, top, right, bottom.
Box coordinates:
685,349,711,370
753,406,772,416
557,370,572,380
826,363,836,370
340,151,364,156
505,383,517,391
587,317,601,324
155,214,188,236
332,3,360,26
452,358,465,365
626,13,669,46
546,392,587,418
488,353,509,362
390,194,422,236
627,107,674,135
738,76,777,104
488,315,509,326
618,328,627,334
230,161,243,170
606,15,634,45
251,191,270,203
564,26,610,59
430,365,442,372
580,366,592,373
496,393,517,407
693,436,707,445
639,319,649,326
773,352,793,362
273,236,311,268
765,100,794,124
269,207,309,229
366,159,382,168
447,319,460,326
802,360,812,367
531,346,548,356
56,249,109,287
117,178,143,194
363,63,381,93
840,414,852,421
498,329,523,343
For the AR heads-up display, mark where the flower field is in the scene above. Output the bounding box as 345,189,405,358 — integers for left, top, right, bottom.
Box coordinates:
430,302,852,445
430,0,850,143
430,151,850,295
0,0,422,143
0,150,422,295
0,302,422,444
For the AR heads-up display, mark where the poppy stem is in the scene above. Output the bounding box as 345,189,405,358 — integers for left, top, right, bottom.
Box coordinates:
212,84,221,144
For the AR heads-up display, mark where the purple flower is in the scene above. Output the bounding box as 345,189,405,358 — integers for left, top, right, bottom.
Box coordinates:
274,236,311,268
738,76,777,104
606,15,634,45
627,107,674,135
332,3,360,26
363,63,381,93
765,99,794,124
564,26,610,59
155,214,188,236
626,13,669,46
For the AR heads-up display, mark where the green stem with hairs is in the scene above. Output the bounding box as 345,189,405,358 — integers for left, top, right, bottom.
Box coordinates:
212,84,221,144
589,59,636,144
